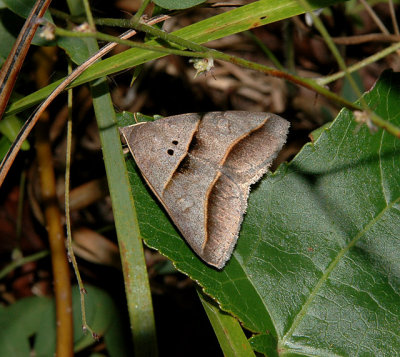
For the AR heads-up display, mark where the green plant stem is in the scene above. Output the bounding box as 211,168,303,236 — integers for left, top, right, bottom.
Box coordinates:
46,11,400,103
131,0,151,24
53,24,400,138
133,19,400,138
245,31,284,71
283,19,296,74
0,251,49,280
297,1,400,137
73,1,158,355
53,26,358,111
318,41,400,85
54,27,199,56
81,0,95,27
298,0,362,100
64,60,97,338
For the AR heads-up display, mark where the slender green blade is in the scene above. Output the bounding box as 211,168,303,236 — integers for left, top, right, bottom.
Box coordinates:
198,290,255,357
6,0,346,115
65,1,157,354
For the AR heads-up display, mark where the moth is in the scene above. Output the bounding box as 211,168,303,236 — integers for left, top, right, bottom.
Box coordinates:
120,111,289,269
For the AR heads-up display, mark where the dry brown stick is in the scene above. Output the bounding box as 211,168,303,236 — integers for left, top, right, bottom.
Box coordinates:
34,46,73,357
388,0,399,36
358,0,390,35
36,116,74,357
0,14,170,188
0,0,52,119
292,16,400,45
332,33,400,45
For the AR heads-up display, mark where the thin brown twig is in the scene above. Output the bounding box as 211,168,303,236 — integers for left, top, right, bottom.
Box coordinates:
210,2,242,7
388,0,399,36
358,0,390,34
0,14,170,188
0,0,53,119
331,33,400,45
293,16,400,45
34,46,73,357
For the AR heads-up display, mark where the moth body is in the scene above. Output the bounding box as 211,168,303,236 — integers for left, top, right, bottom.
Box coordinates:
120,111,289,269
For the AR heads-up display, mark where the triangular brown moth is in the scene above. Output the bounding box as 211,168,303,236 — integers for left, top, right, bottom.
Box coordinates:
120,112,289,269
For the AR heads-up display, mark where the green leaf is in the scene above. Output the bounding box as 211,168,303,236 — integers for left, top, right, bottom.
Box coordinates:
34,285,120,355
57,36,94,65
0,9,20,65
2,0,52,21
116,112,155,127
198,290,255,357
153,0,206,10
0,115,30,150
0,1,89,62
127,70,400,355
0,285,124,356
1,0,54,47
0,136,12,160
248,332,278,357
309,121,332,142
104,313,132,357
340,71,364,102
72,285,117,352
0,296,50,357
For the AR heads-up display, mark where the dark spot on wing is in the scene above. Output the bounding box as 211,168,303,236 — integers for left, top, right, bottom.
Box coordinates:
176,155,191,173
188,135,200,152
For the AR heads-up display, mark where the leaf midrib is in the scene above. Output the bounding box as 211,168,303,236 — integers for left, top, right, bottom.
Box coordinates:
280,195,400,346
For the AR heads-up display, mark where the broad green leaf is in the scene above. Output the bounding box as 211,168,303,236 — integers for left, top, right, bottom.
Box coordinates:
72,285,118,352
153,0,206,10
57,36,94,65
0,296,50,357
34,285,119,355
127,70,400,355
0,285,123,356
104,312,132,357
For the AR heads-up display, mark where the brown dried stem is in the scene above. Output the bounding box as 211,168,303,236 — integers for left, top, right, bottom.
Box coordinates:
358,0,390,34
0,0,52,119
34,46,74,357
388,0,399,35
